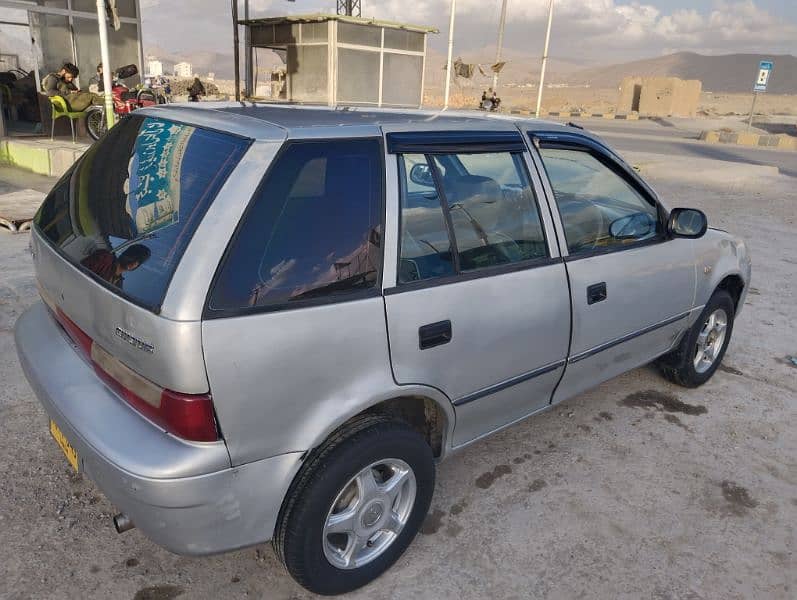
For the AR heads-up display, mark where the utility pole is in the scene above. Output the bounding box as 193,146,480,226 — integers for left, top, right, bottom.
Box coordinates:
231,0,240,101
492,0,508,92
336,0,362,16
444,0,456,109
746,92,758,131
535,0,554,118
95,0,115,129
244,0,251,97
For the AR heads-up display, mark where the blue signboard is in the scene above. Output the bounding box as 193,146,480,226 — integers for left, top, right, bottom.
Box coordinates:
754,60,773,92
126,118,193,235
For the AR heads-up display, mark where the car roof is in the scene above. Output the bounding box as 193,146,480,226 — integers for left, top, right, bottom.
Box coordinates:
137,102,583,142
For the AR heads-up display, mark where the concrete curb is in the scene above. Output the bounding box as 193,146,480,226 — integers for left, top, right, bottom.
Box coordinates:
509,110,646,120
700,130,797,151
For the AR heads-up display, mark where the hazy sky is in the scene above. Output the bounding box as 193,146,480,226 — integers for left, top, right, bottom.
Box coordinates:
141,0,797,63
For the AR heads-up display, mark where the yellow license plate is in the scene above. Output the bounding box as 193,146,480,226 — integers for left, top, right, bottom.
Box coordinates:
49,419,79,472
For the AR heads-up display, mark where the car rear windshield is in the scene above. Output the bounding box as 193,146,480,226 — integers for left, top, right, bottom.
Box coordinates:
34,115,250,312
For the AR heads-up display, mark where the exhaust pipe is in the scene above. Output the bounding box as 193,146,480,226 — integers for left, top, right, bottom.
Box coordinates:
113,513,135,533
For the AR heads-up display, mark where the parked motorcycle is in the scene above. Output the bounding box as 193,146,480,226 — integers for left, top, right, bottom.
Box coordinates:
86,64,166,140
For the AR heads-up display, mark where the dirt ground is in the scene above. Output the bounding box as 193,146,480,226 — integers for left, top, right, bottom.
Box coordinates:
0,151,795,600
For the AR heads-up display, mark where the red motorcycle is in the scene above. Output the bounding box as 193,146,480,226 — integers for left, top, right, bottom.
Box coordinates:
86,64,165,140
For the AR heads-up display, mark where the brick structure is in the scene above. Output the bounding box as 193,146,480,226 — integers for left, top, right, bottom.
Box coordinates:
617,76,702,117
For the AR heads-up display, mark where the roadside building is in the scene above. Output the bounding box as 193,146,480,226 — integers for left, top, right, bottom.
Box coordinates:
240,14,437,107
146,58,163,77
0,0,143,134
617,76,702,117
174,62,192,78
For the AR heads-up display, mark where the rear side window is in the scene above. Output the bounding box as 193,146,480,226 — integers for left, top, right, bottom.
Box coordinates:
208,139,383,312
34,115,250,311
398,151,547,283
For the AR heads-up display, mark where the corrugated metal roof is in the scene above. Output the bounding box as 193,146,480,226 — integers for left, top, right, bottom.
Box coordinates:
238,13,439,34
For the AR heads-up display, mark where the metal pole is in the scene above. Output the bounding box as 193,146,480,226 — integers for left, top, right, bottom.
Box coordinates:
443,0,456,110
0,92,6,137
492,0,508,91
243,0,251,97
96,0,115,129
747,92,758,131
231,0,240,101
535,0,553,118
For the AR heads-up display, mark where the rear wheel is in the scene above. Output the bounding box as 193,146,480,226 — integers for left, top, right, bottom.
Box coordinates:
658,289,735,387
273,415,435,595
85,107,106,141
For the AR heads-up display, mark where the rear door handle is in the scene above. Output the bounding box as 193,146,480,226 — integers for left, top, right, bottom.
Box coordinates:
419,320,452,350
587,282,607,305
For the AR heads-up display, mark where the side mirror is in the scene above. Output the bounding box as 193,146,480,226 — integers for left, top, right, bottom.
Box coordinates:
409,163,434,187
609,212,655,240
668,208,707,239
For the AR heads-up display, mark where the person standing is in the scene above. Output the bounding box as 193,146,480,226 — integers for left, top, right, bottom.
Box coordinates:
188,77,205,102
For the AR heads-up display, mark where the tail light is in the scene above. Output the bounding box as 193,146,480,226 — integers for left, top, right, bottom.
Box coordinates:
51,306,218,442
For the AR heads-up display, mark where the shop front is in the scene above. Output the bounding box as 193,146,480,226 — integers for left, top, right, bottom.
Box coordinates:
0,0,143,135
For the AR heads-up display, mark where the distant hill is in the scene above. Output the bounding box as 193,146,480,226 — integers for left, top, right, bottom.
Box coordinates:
567,52,797,93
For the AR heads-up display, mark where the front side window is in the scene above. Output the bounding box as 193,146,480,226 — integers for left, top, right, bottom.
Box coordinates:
538,147,661,256
209,139,383,312
398,151,547,283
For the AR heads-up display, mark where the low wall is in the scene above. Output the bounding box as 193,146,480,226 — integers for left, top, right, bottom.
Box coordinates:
0,137,90,177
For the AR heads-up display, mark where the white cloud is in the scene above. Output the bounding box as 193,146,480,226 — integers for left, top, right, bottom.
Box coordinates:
375,0,797,57
140,0,797,64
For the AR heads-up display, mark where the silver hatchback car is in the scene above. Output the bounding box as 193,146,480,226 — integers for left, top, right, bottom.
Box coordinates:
16,104,751,595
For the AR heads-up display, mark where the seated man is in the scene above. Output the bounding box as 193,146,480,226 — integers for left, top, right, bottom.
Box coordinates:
42,62,98,112
88,63,105,93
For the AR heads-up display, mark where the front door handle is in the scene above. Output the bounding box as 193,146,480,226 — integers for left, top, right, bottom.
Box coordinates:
419,320,452,350
587,282,607,305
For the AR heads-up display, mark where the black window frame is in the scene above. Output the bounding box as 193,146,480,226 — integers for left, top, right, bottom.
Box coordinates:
203,137,387,319
390,144,557,295
529,131,670,262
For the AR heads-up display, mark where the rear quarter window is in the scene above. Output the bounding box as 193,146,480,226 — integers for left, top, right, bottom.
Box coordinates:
208,138,384,313
34,115,250,311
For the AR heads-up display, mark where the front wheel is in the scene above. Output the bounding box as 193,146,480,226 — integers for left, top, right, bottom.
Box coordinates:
85,107,106,141
273,415,435,595
658,289,735,387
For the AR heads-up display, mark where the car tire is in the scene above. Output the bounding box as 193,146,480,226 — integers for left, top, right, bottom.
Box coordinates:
657,289,735,388
273,414,435,596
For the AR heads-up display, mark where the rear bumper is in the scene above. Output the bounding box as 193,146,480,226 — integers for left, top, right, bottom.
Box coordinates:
15,302,303,555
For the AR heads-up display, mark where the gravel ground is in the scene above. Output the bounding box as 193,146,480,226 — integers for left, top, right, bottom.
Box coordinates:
0,156,795,600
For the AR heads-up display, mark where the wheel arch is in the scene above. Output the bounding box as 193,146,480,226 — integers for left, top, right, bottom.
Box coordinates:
305,386,455,461
716,273,745,312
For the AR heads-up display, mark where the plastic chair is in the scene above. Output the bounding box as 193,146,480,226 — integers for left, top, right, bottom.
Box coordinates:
48,95,84,143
